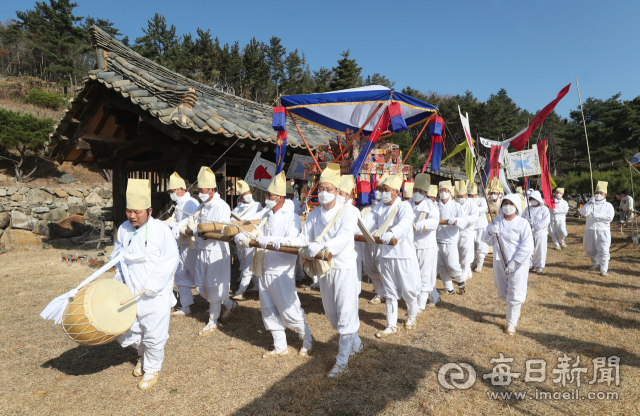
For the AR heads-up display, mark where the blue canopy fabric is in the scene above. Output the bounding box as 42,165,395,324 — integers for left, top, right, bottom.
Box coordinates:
280,85,438,136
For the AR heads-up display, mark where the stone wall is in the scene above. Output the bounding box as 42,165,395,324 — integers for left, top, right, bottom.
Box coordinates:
0,185,113,251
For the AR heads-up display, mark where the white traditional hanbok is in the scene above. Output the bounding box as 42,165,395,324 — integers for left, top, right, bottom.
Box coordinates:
409,196,440,309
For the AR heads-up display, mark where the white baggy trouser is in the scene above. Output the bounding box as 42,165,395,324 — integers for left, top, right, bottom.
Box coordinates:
583,229,611,272
236,246,258,294
416,248,439,309
364,243,386,298
530,235,548,270
175,244,196,310
379,257,420,328
437,242,463,291
550,219,568,245
117,293,172,373
493,261,528,327
196,249,233,325
259,272,312,351
458,231,475,280
319,268,361,366
474,228,489,268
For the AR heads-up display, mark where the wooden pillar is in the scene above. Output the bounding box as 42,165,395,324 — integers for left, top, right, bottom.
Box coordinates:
176,147,192,182
112,161,127,243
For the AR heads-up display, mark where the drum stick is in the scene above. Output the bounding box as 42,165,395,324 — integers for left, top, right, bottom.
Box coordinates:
120,290,147,305
439,219,457,225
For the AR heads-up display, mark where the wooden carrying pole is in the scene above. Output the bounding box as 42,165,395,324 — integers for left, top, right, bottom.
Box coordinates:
353,235,398,246
202,232,332,260
576,78,595,212
402,114,434,164
197,220,261,234
334,102,385,162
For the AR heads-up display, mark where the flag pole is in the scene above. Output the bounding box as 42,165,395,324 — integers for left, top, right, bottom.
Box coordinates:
576,78,595,211
402,114,434,164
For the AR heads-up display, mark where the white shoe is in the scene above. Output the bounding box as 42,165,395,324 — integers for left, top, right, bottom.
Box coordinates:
600,270,609,276
475,265,482,272
405,319,416,331
555,244,561,251
376,326,398,338
505,325,516,336
369,295,383,304
561,242,567,248
171,309,191,317
327,364,349,379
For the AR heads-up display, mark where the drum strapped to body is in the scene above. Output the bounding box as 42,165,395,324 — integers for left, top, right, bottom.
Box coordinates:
61,279,137,346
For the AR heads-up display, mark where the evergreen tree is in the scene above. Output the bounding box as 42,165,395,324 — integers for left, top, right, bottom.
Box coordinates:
242,37,268,100
313,67,333,93
132,13,179,67
266,36,286,97
363,73,395,88
283,49,303,95
329,50,362,91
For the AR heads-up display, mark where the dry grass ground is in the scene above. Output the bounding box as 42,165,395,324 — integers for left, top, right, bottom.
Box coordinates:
1,218,639,415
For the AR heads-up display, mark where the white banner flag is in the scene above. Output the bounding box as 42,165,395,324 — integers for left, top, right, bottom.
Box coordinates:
458,105,475,158
244,152,277,191
504,149,541,180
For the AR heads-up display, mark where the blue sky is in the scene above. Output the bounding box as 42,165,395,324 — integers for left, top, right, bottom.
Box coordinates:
3,0,638,119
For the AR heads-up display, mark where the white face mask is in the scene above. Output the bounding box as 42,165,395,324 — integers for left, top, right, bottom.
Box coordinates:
265,198,277,210
556,194,562,200
456,197,467,204
199,192,211,202
412,192,425,202
170,192,179,202
318,191,336,205
502,205,517,216
595,194,605,201
375,190,383,201
469,196,477,201
491,194,499,201
440,192,450,201
382,192,393,204
530,200,539,207
243,194,253,203
336,195,346,205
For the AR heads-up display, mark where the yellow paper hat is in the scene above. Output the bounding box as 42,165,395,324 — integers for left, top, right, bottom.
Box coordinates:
557,188,565,194
403,182,414,199
197,166,217,189
489,177,503,194
467,182,478,195
168,172,186,190
339,174,355,193
267,171,287,196
414,173,430,192
319,162,341,188
454,180,467,196
596,181,608,194
376,173,390,188
382,172,403,191
439,180,453,192
516,186,523,193
236,180,250,195
286,182,294,195
126,179,151,210
428,185,438,198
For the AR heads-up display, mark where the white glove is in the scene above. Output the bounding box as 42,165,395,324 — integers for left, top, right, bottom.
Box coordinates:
490,224,499,236
505,261,517,274
272,238,284,250
233,233,246,246
143,289,157,298
381,231,394,245
589,197,595,204
167,221,177,228
307,242,324,258
448,218,456,225
258,236,273,248
415,220,428,231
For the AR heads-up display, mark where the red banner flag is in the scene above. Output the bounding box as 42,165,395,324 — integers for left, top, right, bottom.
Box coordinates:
537,139,555,209
510,83,572,151
489,145,501,181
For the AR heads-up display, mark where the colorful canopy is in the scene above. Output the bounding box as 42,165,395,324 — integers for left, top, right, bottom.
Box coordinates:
280,85,438,136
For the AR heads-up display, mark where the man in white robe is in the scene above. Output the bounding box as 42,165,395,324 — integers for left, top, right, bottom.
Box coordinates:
289,166,362,379
468,183,489,272
363,173,389,304
362,173,421,338
455,181,479,281
409,174,440,311
522,190,550,274
163,172,199,317
337,174,363,293
436,181,468,295
580,181,615,276
231,180,263,300
235,172,313,357
287,181,302,215
482,194,534,336
112,179,179,390
620,190,634,224
550,187,569,250
487,178,503,218
186,167,237,336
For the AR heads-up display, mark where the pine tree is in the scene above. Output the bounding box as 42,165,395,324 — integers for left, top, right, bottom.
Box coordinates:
242,37,268,101
329,50,362,91
132,13,179,66
283,49,303,95
363,73,395,88
266,36,286,97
